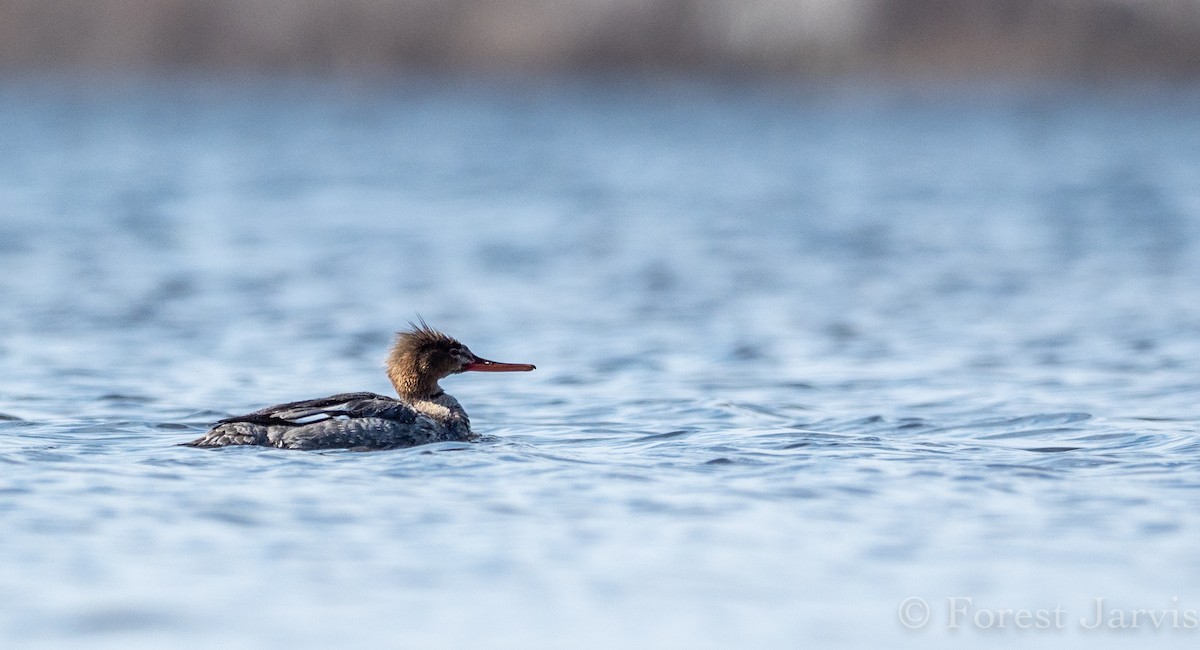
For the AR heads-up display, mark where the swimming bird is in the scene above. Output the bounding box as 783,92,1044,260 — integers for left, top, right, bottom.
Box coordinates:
183,324,535,450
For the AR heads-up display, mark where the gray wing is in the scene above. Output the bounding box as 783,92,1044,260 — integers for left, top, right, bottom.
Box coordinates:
183,392,440,450
214,392,408,426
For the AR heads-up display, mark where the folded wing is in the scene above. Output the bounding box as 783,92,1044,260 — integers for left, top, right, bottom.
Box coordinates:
216,392,414,426
185,392,438,450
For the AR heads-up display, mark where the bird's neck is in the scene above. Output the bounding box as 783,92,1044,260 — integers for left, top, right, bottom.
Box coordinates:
406,392,471,438
387,363,440,403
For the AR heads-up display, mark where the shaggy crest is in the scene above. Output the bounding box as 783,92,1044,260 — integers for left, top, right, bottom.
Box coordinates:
396,319,459,355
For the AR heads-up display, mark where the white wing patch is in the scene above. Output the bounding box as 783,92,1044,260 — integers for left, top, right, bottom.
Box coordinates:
277,400,364,425
289,413,333,425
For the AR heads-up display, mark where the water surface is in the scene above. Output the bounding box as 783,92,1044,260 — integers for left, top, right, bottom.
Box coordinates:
1,79,1199,648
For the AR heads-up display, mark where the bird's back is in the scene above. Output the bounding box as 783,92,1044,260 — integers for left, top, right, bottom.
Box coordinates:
183,392,467,450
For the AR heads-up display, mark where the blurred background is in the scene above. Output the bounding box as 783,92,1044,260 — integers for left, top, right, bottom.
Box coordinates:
2,0,1199,79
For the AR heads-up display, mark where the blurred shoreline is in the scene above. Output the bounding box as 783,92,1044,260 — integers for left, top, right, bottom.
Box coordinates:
2,0,1199,79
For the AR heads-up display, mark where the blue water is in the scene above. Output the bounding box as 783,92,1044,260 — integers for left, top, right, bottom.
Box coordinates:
1,78,1199,648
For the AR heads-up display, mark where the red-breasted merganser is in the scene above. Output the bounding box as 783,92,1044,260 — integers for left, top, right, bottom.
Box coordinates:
183,323,535,450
